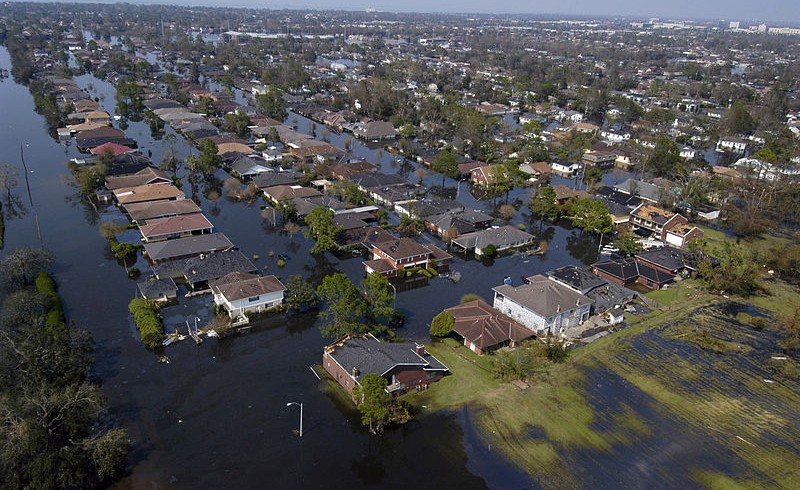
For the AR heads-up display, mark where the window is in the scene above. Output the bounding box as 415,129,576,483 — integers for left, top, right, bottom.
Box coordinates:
248,296,260,303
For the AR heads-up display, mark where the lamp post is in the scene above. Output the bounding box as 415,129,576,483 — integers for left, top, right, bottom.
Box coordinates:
286,402,303,437
388,282,397,309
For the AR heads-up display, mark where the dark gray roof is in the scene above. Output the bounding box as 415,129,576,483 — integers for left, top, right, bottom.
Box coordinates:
252,171,302,189
349,172,408,189
137,277,177,300
635,246,710,272
546,265,608,295
493,275,593,317
325,334,448,384
182,250,257,286
585,282,637,313
143,233,234,262
292,195,346,217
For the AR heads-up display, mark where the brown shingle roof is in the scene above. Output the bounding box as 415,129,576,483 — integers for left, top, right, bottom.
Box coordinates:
210,272,286,302
446,299,534,351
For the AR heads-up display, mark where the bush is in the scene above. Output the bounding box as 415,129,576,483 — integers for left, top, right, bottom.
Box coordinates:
396,268,407,279
430,310,454,337
277,259,286,268
482,244,497,257
128,298,165,350
428,267,439,277
517,223,526,231
460,293,482,304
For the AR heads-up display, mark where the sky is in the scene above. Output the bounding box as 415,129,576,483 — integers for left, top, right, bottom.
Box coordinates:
180,0,799,24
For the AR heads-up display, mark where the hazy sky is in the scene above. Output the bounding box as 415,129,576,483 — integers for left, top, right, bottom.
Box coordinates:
168,0,799,24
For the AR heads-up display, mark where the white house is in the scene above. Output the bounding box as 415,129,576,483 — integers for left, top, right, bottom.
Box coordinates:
679,147,697,160
550,159,582,178
210,272,286,318
600,129,631,143
492,275,593,337
716,137,748,154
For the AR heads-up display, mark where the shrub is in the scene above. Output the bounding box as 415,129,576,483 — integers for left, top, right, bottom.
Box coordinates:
128,298,165,350
460,293,482,304
482,244,497,257
430,310,454,337
517,223,527,231
277,259,286,268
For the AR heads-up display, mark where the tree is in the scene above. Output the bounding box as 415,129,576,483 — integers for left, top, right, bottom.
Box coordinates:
352,374,409,434
613,232,643,256
529,185,558,225
284,275,319,312
0,247,54,288
430,310,454,337
316,273,368,339
430,149,459,188
583,166,603,190
256,86,287,121
196,139,221,177
698,242,761,296
222,111,251,137
723,101,756,135
304,207,342,254
362,272,395,324
568,198,613,237
499,203,517,221
644,137,682,179
160,133,179,177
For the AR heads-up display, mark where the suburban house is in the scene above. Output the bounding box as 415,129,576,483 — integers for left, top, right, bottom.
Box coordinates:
716,137,748,154
151,249,257,290
630,204,703,247
492,275,593,337
138,214,214,242
424,209,493,240
143,233,234,263
136,277,178,303
518,161,552,183
112,183,185,206
634,246,710,279
229,155,271,178
444,299,535,355
352,120,398,141
210,272,286,318
451,225,536,256
613,179,661,204
544,265,636,314
123,199,202,223
322,334,448,398
330,160,378,180
550,159,582,178
262,185,322,204
105,167,171,191
591,256,675,290
363,238,446,277
470,164,506,188
582,150,617,169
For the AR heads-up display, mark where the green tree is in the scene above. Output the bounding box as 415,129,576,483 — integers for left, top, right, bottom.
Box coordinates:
568,198,613,237
644,137,682,179
698,242,761,296
284,274,319,312
723,101,756,135
316,273,368,339
352,374,410,434
529,185,558,225
256,86,287,121
222,111,251,137
430,149,459,188
613,232,643,256
361,272,395,324
304,207,342,254
196,139,221,177
430,310,454,337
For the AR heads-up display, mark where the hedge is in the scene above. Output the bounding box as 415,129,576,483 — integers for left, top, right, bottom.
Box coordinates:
128,298,165,350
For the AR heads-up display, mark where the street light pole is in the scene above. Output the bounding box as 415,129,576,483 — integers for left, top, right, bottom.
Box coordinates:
388,282,396,309
286,402,303,437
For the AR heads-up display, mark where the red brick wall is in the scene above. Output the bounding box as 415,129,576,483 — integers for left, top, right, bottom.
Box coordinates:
323,351,358,399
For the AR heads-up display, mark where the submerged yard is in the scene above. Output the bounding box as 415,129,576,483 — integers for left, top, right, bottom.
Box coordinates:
409,279,800,488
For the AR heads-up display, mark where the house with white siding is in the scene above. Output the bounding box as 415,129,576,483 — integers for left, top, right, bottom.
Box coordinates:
210,272,286,318
492,275,593,337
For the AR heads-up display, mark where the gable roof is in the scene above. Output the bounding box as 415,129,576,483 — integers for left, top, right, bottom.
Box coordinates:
105,167,171,191
182,250,257,285
493,275,593,317
263,185,322,201
210,272,285,302
124,199,202,222
138,214,214,241
373,237,431,260
592,257,674,285
324,334,448,384
143,233,233,262
446,299,534,351
113,183,185,205
451,225,535,251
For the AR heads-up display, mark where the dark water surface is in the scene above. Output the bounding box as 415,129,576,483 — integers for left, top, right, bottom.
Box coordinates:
1,46,563,489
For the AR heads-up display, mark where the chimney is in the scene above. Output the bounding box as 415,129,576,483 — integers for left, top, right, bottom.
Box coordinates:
556,304,561,313
415,343,425,356
351,367,360,377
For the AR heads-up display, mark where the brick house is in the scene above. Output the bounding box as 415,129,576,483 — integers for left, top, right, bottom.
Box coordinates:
322,334,448,399
445,299,534,355
630,204,703,247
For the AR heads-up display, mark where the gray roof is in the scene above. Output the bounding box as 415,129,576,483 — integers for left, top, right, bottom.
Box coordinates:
137,277,177,300
182,250,257,286
252,171,302,189
614,179,661,203
325,334,448,384
546,265,608,295
143,233,234,262
124,199,202,222
493,275,593,317
452,225,535,251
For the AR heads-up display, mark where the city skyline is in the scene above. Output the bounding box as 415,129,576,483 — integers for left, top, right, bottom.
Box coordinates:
112,0,800,24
